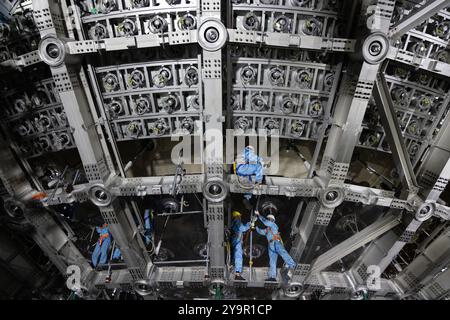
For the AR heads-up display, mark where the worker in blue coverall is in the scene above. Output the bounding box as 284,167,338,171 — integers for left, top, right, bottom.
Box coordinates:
92,224,111,267
255,210,296,281
236,146,264,184
231,211,251,281
92,224,122,267
112,246,121,260
143,209,153,246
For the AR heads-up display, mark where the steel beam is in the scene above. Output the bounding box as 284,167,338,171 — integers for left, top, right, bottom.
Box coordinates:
349,230,400,284
227,30,356,52
98,200,150,281
394,226,450,296
293,0,395,266
62,33,198,54
0,0,21,20
387,47,450,78
413,91,450,168
320,62,379,177
0,135,93,283
373,71,419,195
91,265,399,296
416,107,450,199
308,63,343,178
33,0,151,278
200,0,226,284
229,175,322,198
356,120,450,276
0,51,42,70
417,266,450,299
291,64,378,263
308,213,401,274
388,0,450,39
376,153,450,272
290,200,322,263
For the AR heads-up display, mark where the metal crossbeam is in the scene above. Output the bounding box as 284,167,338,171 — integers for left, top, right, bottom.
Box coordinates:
394,226,450,296
308,213,401,274
0,135,92,280
2,0,450,300
32,0,151,278
0,50,42,70
227,30,356,52
389,0,450,39
387,47,450,78
361,120,450,275
89,265,401,298
417,265,450,299
292,0,396,266
0,0,22,20
416,108,450,199
373,71,419,195
201,0,226,284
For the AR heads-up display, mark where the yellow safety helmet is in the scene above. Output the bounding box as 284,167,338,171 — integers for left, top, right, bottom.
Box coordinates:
232,211,241,218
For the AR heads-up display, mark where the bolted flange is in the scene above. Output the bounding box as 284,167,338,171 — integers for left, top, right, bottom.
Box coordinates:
134,279,153,296
3,198,25,220
208,279,225,295
362,32,389,64
88,184,113,207
198,18,228,51
283,282,303,298
320,187,345,209
160,197,180,213
351,286,368,300
203,178,228,203
38,35,66,67
194,243,208,258
415,202,435,222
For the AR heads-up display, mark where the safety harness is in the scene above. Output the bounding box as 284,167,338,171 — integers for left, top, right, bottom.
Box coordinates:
265,227,283,244
98,232,109,246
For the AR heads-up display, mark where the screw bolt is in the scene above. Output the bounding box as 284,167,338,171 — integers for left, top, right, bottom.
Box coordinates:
205,27,219,43
369,41,382,56
46,43,60,59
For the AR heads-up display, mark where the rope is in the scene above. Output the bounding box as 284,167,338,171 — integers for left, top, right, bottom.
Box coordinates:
214,286,223,300
249,195,261,279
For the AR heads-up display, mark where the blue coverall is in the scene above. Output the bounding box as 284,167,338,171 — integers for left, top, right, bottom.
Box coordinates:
236,147,264,183
231,219,251,273
112,247,122,260
92,226,112,267
256,215,296,279
144,209,153,245
92,226,122,266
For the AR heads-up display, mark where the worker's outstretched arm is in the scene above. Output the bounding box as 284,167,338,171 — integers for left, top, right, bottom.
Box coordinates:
257,215,276,228
255,227,266,236
240,222,251,233
257,155,264,165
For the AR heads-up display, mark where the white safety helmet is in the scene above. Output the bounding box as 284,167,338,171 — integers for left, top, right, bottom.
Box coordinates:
267,214,275,221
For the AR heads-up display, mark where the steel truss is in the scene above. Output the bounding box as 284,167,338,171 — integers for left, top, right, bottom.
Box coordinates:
0,0,450,300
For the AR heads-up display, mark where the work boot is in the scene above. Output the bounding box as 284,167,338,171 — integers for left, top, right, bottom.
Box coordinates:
235,274,246,281
265,277,277,282
281,267,293,281
287,268,294,279
280,267,289,281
